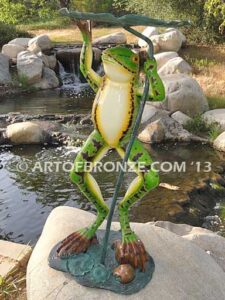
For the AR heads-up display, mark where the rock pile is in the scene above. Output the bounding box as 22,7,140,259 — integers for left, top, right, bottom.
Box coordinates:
136,27,225,148
1,35,59,90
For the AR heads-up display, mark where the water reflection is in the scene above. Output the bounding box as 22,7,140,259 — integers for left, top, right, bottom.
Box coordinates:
0,142,224,244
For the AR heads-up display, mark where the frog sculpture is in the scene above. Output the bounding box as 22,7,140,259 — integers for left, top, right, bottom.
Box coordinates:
56,20,165,272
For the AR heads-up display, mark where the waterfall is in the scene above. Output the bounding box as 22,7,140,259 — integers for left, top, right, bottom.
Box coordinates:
56,46,103,97
58,61,90,96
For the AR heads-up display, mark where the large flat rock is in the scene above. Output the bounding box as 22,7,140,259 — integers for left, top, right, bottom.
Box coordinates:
27,207,225,300
0,240,32,278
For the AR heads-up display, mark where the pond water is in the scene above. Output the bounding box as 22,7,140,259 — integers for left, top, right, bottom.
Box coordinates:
0,91,225,245
0,90,93,115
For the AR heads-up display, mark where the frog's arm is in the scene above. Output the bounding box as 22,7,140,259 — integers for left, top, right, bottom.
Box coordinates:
136,57,165,101
77,21,102,92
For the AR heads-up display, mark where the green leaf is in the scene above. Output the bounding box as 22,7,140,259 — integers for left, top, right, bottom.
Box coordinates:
0,275,4,286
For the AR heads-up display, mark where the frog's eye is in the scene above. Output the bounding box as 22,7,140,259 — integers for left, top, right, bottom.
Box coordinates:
132,55,139,63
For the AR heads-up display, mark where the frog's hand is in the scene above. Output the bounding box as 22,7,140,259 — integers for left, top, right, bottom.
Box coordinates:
137,58,165,102
77,20,102,92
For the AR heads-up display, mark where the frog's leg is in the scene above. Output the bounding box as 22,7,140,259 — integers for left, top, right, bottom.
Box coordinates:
57,130,110,257
137,57,165,101
115,139,159,271
77,21,102,93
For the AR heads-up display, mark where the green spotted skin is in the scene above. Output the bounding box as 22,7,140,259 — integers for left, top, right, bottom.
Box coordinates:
117,139,159,243
144,58,165,101
69,23,164,245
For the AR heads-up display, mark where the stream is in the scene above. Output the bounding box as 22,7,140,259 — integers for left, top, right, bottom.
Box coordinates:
0,71,225,246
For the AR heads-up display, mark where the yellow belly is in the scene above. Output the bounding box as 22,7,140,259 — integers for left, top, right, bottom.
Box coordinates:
93,80,133,147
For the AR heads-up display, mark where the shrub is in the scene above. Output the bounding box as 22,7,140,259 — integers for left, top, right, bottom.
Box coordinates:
0,22,32,47
113,0,225,43
70,0,114,13
0,0,25,24
0,0,59,24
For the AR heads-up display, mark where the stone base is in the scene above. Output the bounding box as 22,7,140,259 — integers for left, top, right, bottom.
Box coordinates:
27,207,225,300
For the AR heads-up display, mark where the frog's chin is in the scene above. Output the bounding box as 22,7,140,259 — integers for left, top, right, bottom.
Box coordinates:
103,61,134,83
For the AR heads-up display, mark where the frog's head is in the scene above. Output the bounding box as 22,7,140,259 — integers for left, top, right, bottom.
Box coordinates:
102,47,139,82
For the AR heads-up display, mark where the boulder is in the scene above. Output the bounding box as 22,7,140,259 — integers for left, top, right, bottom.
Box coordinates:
141,105,159,124
213,131,225,152
152,30,183,52
142,41,160,54
8,37,31,48
202,109,225,130
153,42,160,54
138,27,158,47
33,67,59,90
17,51,43,84
38,53,57,70
139,118,165,143
138,115,194,143
154,51,178,70
27,207,225,300
162,74,209,116
141,104,169,125
165,28,186,44
0,54,11,84
2,44,25,59
28,43,42,54
171,111,192,126
154,221,225,272
93,32,127,45
158,57,192,76
6,122,50,145
28,35,52,51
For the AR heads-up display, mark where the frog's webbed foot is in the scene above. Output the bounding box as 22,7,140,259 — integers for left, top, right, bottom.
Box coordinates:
57,229,98,257
114,234,149,272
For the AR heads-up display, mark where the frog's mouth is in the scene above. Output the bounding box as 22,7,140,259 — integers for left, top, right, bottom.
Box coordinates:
102,52,117,65
102,51,136,74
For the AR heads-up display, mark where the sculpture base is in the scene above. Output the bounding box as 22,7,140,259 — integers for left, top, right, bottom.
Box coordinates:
48,230,155,295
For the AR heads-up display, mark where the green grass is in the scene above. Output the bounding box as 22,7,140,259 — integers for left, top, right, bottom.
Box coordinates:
189,58,217,72
182,54,218,74
208,96,225,109
184,114,221,140
0,273,26,299
11,74,37,93
17,16,71,31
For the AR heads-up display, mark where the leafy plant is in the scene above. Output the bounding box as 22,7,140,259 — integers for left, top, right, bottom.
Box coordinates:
204,0,225,34
208,123,221,140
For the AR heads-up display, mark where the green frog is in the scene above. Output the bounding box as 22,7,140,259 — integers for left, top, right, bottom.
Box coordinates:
57,21,165,271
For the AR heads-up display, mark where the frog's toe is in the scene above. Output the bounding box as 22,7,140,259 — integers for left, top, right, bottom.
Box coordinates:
114,239,148,272
57,230,98,257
